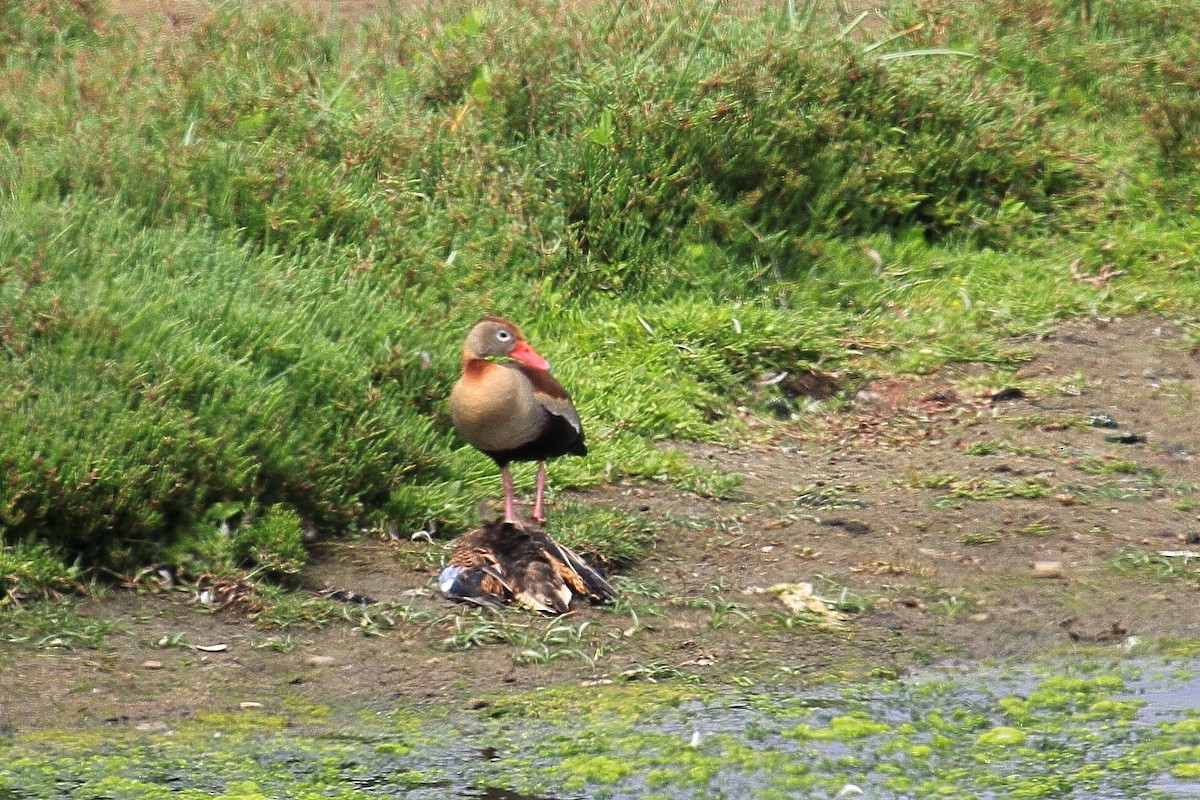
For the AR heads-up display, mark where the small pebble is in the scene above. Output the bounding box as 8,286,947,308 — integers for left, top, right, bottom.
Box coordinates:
142,660,163,669
1088,411,1118,428
305,655,336,667
1033,561,1063,578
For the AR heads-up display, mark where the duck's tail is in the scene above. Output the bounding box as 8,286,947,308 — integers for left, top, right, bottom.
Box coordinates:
541,535,618,605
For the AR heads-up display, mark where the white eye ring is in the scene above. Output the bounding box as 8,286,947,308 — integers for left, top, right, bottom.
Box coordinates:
496,330,512,341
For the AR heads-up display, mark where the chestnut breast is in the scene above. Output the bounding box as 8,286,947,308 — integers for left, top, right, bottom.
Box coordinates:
450,360,550,454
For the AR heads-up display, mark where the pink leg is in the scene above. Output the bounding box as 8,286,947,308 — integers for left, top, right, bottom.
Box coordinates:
532,462,547,524
501,465,518,523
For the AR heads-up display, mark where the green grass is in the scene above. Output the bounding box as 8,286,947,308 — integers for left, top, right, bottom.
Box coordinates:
0,601,121,650
1019,520,1057,538
1114,547,1200,587
2,0,1200,590
906,471,1054,503
964,439,1053,459
1075,457,1145,475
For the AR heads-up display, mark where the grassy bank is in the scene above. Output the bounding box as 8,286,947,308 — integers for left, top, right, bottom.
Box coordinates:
1,0,1199,597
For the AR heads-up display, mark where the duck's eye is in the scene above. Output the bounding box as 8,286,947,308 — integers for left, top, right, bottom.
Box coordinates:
496,330,512,342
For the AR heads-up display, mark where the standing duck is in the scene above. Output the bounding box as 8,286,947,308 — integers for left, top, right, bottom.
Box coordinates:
449,315,586,524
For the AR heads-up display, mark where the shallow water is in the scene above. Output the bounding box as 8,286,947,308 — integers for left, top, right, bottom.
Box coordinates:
4,654,1200,799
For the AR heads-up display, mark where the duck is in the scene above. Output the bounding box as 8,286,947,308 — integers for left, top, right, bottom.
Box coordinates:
449,315,586,524
438,520,616,614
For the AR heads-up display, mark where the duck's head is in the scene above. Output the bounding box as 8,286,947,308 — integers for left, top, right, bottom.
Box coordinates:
461,316,550,370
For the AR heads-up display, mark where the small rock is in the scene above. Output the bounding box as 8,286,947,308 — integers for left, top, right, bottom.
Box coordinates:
989,387,1025,404
1104,431,1146,444
1033,561,1063,578
142,660,164,669
1087,411,1119,428
326,590,378,605
821,518,870,535
239,702,263,709
305,655,336,667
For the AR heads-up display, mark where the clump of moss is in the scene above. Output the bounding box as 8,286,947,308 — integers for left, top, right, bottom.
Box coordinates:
0,539,83,606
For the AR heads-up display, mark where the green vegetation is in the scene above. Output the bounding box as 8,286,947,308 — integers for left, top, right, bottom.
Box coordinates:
1019,520,1057,537
964,439,1052,458
1115,546,1200,587
1075,456,1145,475
905,470,1054,503
0,600,120,650
2,0,1200,590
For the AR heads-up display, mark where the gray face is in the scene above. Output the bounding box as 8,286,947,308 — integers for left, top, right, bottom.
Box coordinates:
466,320,520,359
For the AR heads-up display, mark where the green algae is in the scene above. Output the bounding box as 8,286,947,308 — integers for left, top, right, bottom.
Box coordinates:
1171,763,1200,780
976,725,1027,746
473,682,706,723
4,657,1200,799
0,706,442,800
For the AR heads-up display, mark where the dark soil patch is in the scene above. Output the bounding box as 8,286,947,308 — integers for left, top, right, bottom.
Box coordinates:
4,316,1200,732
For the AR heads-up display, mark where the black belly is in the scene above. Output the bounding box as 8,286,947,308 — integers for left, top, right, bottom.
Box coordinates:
483,415,586,466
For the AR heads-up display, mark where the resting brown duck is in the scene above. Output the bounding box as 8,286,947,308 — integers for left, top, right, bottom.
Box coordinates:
438,520,616,614
449,315,586,524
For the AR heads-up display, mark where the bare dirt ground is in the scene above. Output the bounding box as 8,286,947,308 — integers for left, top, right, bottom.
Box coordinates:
4,315,1200,732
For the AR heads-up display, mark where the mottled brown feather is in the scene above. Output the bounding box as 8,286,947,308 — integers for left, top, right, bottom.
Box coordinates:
478,572,509,598
439,521,616,613
554,557,590,597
